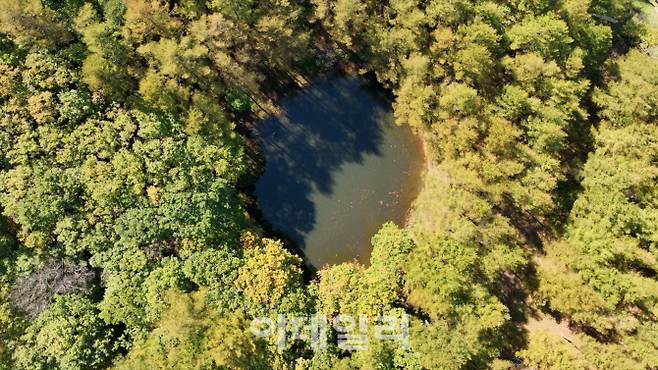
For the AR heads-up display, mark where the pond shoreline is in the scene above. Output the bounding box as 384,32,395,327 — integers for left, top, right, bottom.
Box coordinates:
402,128,431,230
238,58,430,277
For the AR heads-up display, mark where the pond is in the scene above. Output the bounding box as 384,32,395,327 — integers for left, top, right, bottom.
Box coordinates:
253,75,425,269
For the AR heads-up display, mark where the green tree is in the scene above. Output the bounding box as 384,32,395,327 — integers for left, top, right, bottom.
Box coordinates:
317,223,413,317
517,331,589,370
533,49,658,369
0,0,73,48
12,295,116,370
235,233,308,315
113,290,273,370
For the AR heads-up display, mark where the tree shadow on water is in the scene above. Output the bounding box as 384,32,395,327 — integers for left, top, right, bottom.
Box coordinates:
253,75,388,259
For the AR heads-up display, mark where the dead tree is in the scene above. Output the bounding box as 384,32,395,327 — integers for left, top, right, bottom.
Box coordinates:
9,259,95,318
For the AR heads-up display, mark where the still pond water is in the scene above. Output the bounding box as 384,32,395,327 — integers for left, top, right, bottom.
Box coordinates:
254,75,424,269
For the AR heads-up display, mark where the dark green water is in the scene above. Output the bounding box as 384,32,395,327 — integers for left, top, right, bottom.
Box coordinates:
254,76,424,269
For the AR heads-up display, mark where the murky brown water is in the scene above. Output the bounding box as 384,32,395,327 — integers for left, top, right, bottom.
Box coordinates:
254,75,424,269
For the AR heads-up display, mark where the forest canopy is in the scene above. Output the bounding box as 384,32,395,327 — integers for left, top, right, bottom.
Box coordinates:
0,0,657,369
